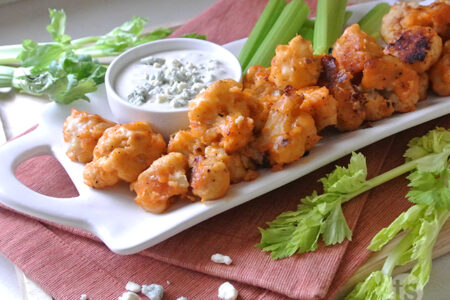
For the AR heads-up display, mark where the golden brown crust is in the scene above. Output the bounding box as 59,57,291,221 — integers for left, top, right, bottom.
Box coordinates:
384,26,443,73
83,122,166,188
63,108,115,163
132,152,189,213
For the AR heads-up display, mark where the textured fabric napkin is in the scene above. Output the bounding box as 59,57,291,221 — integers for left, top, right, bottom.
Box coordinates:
0,0,448,299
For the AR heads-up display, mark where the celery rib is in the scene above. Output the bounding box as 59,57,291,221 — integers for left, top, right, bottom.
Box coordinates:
244,0,310,73
313,0,348,54
239,0,286,71
358,2,391,37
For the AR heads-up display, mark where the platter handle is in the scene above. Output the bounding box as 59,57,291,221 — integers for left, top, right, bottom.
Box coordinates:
0,126,89,229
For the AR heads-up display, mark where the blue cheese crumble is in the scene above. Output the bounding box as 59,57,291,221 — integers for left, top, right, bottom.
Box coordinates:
123,50,233,109
141,283,164,300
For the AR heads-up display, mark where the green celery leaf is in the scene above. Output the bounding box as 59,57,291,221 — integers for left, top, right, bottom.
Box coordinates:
49,52,106,84
368,205,425,251
136,28,173,45
414,151,450,174
404,128,450,161
407,169,450,209
256,204,325,259
46,9,71,44
83,17,168,56
345,271,398,300
18,40,66,69
321,201,352,245
180,33,207,40
320,152,368,194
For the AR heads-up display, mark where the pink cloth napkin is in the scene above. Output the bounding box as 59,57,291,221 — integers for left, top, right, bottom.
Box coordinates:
0,0,449,299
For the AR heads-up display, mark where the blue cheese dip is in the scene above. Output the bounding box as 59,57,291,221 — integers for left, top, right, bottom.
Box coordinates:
116,50,236,109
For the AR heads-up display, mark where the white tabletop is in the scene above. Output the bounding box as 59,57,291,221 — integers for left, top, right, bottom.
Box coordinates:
0,0,448,299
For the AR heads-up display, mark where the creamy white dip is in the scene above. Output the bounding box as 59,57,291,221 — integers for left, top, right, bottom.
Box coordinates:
115,49,236,109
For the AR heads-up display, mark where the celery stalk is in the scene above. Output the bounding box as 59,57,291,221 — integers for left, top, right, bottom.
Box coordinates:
244,0,309,72
313,0,347,54
358,2,391,37
299,25,314,43
238,0,286,71
344,10,353,24
303,18,315,29
0,65,14,87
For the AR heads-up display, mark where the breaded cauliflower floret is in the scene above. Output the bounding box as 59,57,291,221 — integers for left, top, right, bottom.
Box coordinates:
83,122,166,188
63,108,115,163
430,40,450,96
362,55,420,113
362,89,394,121
188,79,263,153
384,26,443,73
381,1,450,44
298,86,337,132
132,152,189,213
332,24,384,75
319,55,366,131
269,36,322,90
190,146,230,201
258,92,320,168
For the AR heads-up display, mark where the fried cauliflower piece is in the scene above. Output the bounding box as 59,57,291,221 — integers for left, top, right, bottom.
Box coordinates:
168,130,205,162
384,26,443,73
83,122,166,188
243,65,280,116
63,108,115,163
362,89,394,121
132,152,189,214
168,130,259,185
319,55,366,131
381,1,450,44
332,24,384,75
418,72,430,101
188,79,264,153
269,36,322,90
430,40,450,96
362,55,420,113
258,92,320,168
297,86,337,132
190,146,230,201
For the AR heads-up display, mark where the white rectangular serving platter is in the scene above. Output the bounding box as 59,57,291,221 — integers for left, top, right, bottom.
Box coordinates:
0,0,448,254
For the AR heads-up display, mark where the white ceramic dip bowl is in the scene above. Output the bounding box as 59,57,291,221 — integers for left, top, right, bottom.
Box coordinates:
105,38,243,140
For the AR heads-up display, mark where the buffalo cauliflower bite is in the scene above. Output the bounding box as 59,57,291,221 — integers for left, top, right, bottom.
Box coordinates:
319,56,366,131
83,122,166,188
418,72,430,101
243,65,280,118
430,40,450,96
297,86,337,132
258,92,320,168
190,146,230,201
188,79,264,153
63,108,115,163
362,55,420,113
132,152,189,213
362,89,394,121
384,26,443,73
269,36,322,90
332,24,384,75
381,1,450,44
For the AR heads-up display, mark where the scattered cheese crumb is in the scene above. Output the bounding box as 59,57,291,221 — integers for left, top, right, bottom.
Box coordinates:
118,291,139,300
218,282,238,300
80,294,88,300
211,253,233,265
125,281,141,293
166,280,171,285
176,297,188,300
142,284,164,300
